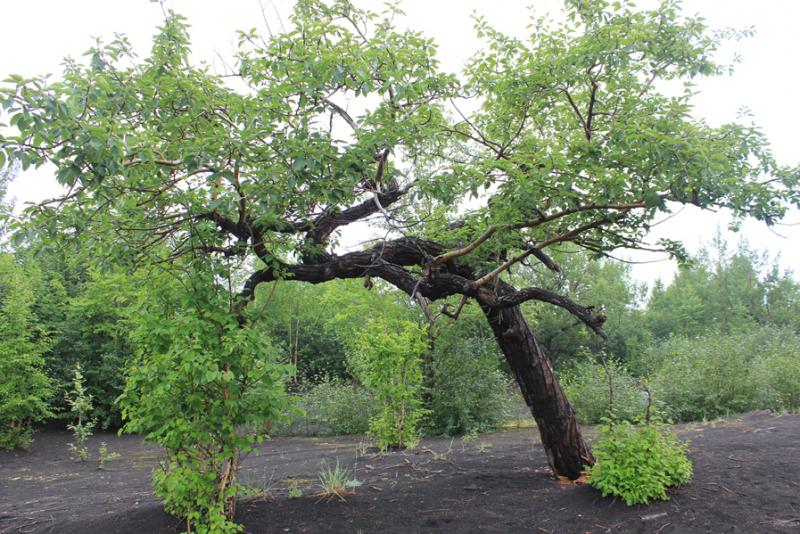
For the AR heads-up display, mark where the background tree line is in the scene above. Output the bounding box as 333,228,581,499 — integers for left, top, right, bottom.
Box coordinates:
3,210,799,447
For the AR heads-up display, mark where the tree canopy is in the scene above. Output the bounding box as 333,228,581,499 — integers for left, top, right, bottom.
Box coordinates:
2,0,796,321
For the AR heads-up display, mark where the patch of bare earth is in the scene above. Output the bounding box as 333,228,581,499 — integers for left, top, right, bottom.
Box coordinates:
1,411,798,533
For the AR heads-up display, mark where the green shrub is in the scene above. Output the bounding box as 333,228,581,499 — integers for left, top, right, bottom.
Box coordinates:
753,338,800,412
350,318,427,450
647,329,790,421
426,336,510,436
562,355,647,424
589,420,692,505
0,255,53,449
120,278,290,534
272,378,377,437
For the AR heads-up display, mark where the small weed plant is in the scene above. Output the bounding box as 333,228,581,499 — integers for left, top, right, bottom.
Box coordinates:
240,467,277,500
288,485,303,499
317,460,359,501
318,461,348,500
97,442,120,469
477,441,493,453
460,431,478,452
427,437,454,462
588,418,692,505
66,364,95,461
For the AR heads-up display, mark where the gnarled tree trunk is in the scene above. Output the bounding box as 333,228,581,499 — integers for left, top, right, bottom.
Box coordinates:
481,302,594,479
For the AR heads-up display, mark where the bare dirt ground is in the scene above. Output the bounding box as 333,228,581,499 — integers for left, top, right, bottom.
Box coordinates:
1,411,798,533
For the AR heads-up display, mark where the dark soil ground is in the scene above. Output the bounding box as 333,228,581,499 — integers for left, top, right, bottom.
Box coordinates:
1,411,798,533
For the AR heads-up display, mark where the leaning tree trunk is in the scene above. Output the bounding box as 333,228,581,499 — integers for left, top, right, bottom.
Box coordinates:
481,302,594,479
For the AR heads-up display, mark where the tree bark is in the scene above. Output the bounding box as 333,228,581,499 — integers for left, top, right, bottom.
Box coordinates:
481,301,594,479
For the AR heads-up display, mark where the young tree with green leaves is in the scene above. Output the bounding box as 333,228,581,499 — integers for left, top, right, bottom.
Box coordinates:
119,265,290,531
2,0,797,482
66,363,95,461
0,254,52,449
350,318,427,450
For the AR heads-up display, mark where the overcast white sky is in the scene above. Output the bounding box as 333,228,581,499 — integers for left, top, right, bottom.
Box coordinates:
2,0,798,286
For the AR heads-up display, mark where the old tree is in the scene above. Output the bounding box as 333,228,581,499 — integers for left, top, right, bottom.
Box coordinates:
2,0,798,481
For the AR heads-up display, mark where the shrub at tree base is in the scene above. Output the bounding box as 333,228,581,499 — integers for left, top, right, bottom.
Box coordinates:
589,420,692,506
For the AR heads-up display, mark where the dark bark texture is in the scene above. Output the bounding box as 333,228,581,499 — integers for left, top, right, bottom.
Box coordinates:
481,301,594,479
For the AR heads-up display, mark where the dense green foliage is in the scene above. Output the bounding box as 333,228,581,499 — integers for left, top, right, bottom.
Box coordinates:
562,355,647,424
426,307,513,436
350,318,427,450
119,270,290,532
514,252,651,369
254,283,350,382
0,254,52,449
647,234,800,339
589,420,692,506
273,378,377,437
649,328,800,421
562,325,800,424
24,250,136,429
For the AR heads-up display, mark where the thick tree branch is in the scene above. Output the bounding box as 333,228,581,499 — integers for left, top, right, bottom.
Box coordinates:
302,182,411,256
492,286,607,338
237,234,607,340
530,248,561,272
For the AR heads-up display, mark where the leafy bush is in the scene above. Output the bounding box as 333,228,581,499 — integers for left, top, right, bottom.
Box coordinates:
589,420,692,505
426,336,511,436
647,328,795,421
562,355,647,424
0,255,52,449
753,338,800,412
272,378,377,437
350,318,427,450
120,277,290,533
